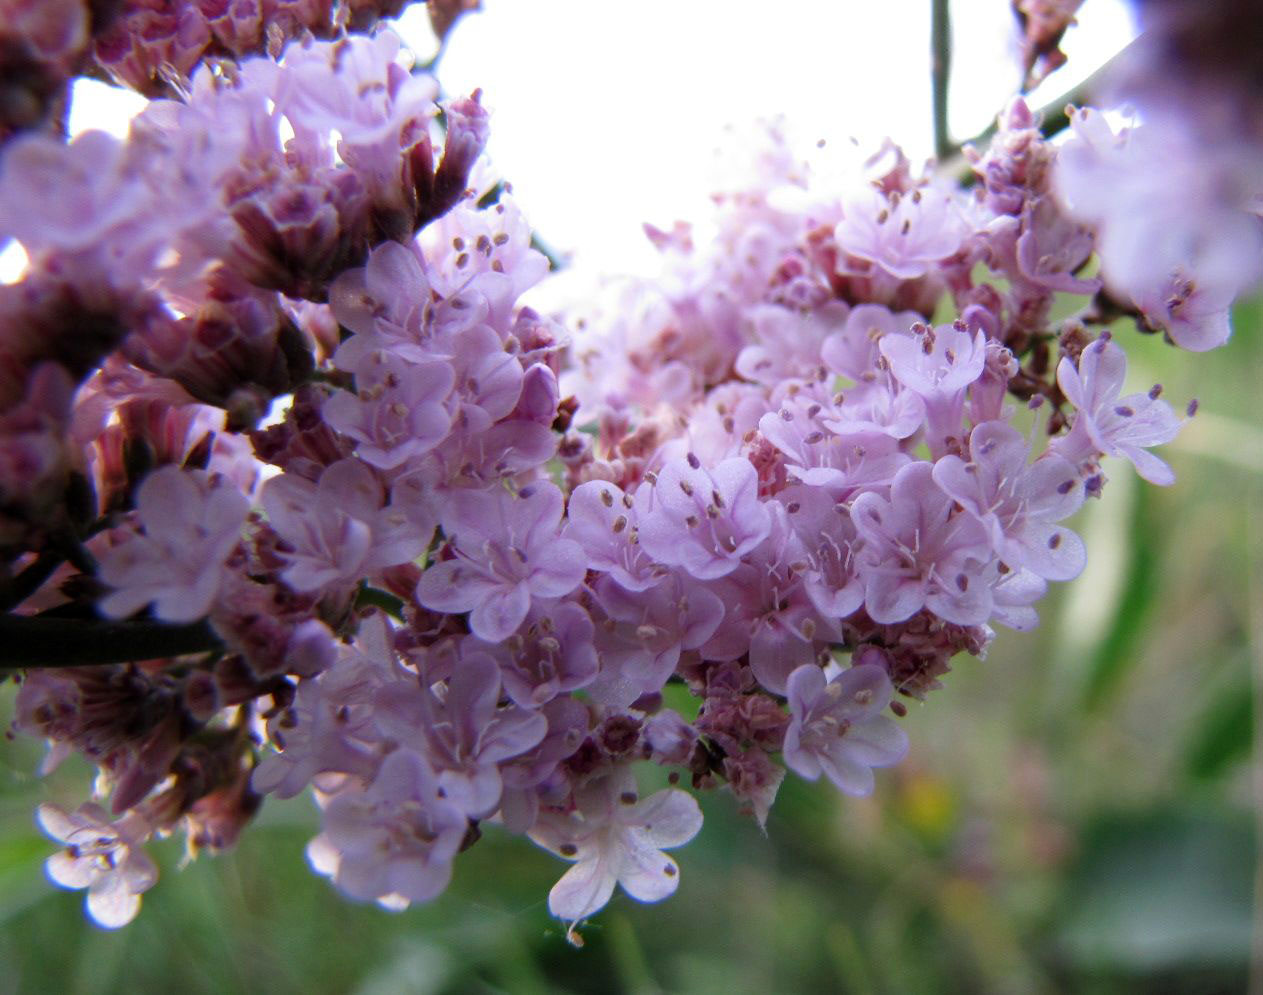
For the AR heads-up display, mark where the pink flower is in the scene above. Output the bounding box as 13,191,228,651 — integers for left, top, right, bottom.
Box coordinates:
1051,337,1184,486
588,573,725,709
820,302,922,383
322,350,454,471
374,652,546,818
636,455,771,581
561,479,657,592
261,459,430,594
783,663,908,795
37,803,157,929
701,504,837,695
484,601,600,709
851,462,995,626
835,185,968,279
311,749,467,907
97,466,248,622
529,768,703,926
417,482,586,642
933,421,1086,581
879,322,987,457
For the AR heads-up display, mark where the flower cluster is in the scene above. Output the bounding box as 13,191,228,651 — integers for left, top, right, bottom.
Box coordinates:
0,0,411,139
3,1,1259,939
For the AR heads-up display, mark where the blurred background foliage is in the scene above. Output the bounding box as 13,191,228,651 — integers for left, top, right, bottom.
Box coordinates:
0,305,1259,994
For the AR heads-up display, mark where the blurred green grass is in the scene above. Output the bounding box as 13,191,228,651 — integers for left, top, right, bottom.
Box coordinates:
1,300,1260,995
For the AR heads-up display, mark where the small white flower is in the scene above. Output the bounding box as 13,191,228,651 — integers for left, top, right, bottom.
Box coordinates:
37,803,157,929
529,768,703,927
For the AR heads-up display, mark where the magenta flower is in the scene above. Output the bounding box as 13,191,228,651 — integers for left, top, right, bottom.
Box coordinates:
783,663,908,795
416,482,586,642
97,466,248,622
529,768,703,926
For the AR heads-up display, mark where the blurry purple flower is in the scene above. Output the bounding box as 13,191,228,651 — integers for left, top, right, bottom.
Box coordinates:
313,749,467,907
97,466,248,622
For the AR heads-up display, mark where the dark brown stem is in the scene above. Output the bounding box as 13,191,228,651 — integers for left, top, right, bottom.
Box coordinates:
0,553,63,612
0,614,223,669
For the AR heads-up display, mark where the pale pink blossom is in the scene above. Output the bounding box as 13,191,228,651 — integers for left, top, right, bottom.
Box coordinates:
1051,337,1184,485
835,185,968,280
311,749,467,907
37,803,157,929
97,467,248,622
529,768,703,925
417,482,586,642
783,663,908,795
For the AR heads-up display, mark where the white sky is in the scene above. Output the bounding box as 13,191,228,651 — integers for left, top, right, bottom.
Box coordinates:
0,0,1136,283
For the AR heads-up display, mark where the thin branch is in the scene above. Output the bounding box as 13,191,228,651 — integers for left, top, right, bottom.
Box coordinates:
0,615,223,669
939,33,1144,175
931,0,953,161
0,553,64,612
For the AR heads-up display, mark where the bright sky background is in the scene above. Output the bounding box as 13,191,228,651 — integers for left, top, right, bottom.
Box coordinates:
1,0,1136,282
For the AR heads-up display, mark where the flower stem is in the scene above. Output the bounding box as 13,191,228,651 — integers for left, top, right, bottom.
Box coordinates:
0,614,223,669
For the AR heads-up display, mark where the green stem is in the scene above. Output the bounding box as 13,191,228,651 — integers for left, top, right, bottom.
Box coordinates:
931,0,953,161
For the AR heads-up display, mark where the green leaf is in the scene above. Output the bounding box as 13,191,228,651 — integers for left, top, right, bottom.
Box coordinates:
1183,668,1252,781
1057,808,1252,973
1082,485,1160,709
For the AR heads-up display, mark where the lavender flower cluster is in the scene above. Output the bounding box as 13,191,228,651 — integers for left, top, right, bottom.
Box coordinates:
2,3,1258,938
